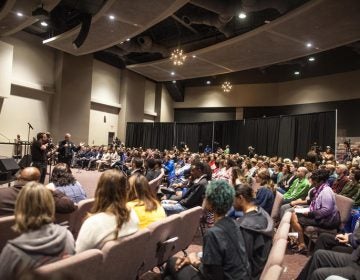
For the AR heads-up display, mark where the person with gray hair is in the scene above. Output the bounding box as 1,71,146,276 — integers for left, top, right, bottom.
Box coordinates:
164,180,250,280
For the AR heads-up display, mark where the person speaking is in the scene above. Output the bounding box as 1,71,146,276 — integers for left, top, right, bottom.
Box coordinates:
58,133,84,167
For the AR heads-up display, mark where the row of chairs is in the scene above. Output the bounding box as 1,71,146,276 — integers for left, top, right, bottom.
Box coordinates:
36,206,202,280
0,198,95,253
260,210,292,280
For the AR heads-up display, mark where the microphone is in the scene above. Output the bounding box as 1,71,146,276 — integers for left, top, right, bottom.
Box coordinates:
28,123,34,130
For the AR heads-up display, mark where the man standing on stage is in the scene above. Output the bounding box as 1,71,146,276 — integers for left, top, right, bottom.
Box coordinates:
58,133,84,167
31,132,48,183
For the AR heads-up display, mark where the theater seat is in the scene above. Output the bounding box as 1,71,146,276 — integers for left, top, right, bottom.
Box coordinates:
0,215,19,253
141,214,182,273
304,194,354,250
36,249,103,280
71,198,95,239
260,264,284,280
176,206,203,254
102,229,151,280
271,192,283,221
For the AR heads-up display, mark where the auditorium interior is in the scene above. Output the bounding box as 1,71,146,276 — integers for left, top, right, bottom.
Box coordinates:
0,0,360,279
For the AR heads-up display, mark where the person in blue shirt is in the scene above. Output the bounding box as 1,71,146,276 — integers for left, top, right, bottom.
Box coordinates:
204,145,212,154
163,155,176,184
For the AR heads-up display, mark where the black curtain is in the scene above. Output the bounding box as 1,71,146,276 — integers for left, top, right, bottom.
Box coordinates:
175,123,199,152
277,116,296,159
125,111,335,158
152,123,174,150
198,122,213,152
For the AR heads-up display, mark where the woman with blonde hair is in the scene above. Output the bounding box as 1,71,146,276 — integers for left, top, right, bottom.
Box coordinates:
0,182,75,280
127,174,166,228
76,169,139,253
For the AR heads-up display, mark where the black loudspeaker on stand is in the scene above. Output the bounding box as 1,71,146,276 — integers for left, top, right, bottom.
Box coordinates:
0,158,20,181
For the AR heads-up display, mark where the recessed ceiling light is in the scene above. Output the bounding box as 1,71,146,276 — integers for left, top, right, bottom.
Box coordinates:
206,80,211,85
294,71,300,75
40,21,48,27
238,12,247,19
126,38,130,42
172,80,176,84
192,55,196,58
171,72,175,76
16,12,23,17
308,57,315,62
109,15,115,20
306,42,312,48
264,20,271,24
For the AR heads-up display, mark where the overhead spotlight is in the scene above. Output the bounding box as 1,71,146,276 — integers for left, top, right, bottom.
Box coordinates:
238,12,247,19
171,71,175,76
308,57,315,62
206,80,211,85
40,21,48,27
306,42,312,48
192,55,196,58
16,12,23,17
72,13,92,49
294,71,300,75
126,38,130,41
172,80,177,84
109,15,115,20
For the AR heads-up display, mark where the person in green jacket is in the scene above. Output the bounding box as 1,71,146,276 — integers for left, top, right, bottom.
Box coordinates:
283,167,310,204
340,169,360,199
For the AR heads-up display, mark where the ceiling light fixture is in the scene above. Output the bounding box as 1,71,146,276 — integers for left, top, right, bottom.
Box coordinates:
171,71,175,76
109,15,115,20
192,55,196,58
206,80,211,85
222,81,232,92
294,71,300,75
306,42,312,48
40,21,48,27
126,38,130,42
172,80,176,84
170,48,187,66
16,12,23,17
238,12,247,19
308,57,315,62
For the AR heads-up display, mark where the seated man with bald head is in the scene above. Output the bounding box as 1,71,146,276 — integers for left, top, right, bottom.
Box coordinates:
0,167,76,217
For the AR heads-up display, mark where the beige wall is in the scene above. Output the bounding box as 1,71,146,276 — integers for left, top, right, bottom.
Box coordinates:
89,60,121,145
2,32,55,89
177,70,360,108
160,85,174,122
0,41,13,98
144,79,156,114
51,53,93,144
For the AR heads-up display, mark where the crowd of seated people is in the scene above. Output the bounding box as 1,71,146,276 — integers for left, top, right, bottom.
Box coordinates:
1,142,360,279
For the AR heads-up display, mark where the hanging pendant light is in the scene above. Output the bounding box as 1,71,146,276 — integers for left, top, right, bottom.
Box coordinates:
170,48,187,66
222,81,232,92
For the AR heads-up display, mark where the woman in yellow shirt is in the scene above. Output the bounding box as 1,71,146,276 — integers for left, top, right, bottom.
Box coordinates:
127,174,166,228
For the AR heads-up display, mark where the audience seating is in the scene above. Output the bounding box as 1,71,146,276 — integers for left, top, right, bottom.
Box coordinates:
273,211,292,241
261,264,284,280
271,191,284,221
36,249,103,280
260,209,291,280
70,198,95,239
175,206,203,254
141,214,182,273
102,229,151,280
149,170,165,196
0,215,19,253
304,194,354,250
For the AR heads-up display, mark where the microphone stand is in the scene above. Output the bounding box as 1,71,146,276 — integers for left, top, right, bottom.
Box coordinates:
26,123,33,155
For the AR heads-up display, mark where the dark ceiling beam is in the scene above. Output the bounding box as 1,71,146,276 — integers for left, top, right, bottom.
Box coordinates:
171,14,198,34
